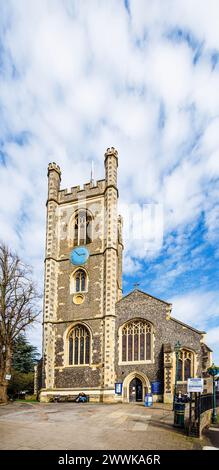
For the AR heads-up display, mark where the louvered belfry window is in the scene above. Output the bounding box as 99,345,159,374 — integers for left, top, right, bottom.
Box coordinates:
74,210,92,245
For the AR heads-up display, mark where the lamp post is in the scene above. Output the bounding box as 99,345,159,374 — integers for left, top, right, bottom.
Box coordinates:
207,364,219,424
173,340,181,411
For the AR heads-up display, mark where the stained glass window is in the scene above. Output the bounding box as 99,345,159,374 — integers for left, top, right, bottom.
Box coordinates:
69,337,73,365
122,334,126,362
184,357,191,380
178,357,183,381
146,332,151,360
121,320,152,362
177,350,193,381
68,325,90,365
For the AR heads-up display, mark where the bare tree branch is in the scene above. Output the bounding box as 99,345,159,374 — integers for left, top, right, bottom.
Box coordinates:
0,242,41,402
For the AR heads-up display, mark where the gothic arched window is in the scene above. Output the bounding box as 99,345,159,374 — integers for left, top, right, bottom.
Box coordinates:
121,320,152,363
68,325,90,365
177,350,194,381
73,269,87,293
73,210,92,246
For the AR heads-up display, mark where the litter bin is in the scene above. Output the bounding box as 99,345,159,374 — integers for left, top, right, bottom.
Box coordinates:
174,401,185,428
145,393,153,407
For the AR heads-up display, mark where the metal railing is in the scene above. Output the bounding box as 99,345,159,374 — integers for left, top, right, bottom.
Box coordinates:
188,391,219,437
195,391,219,416
195,393,212,418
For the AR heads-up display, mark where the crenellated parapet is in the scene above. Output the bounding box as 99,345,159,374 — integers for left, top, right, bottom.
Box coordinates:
47,148,119,206
58,179,106,204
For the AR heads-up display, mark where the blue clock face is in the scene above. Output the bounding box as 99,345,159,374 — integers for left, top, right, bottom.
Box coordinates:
70,246,89,265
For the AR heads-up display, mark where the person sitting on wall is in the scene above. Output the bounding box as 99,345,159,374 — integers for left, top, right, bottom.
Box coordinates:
75,392,88,403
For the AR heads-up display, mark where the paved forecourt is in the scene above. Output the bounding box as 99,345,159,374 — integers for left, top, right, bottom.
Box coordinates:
0,402,206,450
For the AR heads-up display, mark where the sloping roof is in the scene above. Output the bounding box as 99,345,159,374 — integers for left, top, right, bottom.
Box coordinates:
170,316,206,335
117,288,171,306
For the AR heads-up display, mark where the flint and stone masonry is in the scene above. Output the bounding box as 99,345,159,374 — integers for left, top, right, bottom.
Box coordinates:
39,148,212,403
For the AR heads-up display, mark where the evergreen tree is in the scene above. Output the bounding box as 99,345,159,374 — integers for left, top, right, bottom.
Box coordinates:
13,334,40,373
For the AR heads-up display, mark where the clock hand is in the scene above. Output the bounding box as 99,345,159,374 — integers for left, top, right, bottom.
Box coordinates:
75,250,85,256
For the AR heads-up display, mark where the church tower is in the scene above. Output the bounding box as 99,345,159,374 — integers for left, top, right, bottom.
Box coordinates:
40,148,123,402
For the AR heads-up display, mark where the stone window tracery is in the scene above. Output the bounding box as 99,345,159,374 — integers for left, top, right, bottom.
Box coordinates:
178,349,194,381
121,320,152,363
68,325,90,365
74,269,87,293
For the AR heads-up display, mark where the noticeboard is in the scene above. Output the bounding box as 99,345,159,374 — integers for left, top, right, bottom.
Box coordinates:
187,378,204,393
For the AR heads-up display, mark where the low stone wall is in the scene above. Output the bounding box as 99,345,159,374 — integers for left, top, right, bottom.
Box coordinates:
185,405,219,437
200,409,212,435
200,406,219,436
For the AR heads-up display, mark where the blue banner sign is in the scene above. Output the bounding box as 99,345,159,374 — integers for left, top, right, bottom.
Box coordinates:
115,382,123,395
151,381,162,394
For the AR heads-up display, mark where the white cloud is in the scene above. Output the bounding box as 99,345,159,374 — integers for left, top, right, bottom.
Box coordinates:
171,290,219,330
0,0,219,356
129,0,219,49
206,326,219,349
171,290,219,364
146,41,193,106
123,254,142,276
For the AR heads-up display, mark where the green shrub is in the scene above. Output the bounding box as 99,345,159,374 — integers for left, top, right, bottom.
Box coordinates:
7,369,34,398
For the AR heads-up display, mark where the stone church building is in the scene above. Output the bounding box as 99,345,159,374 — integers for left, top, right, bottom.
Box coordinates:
39,148,211,403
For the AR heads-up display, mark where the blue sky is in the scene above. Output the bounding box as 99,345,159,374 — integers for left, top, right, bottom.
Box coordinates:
0,0,219,362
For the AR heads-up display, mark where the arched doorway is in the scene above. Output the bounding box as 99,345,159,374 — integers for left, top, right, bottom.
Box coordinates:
129,377,143,402
122,371,151,403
